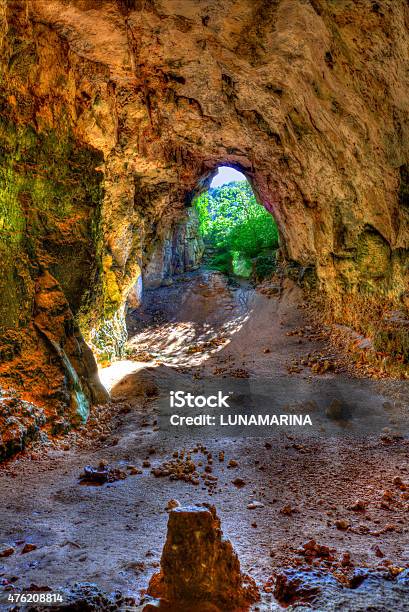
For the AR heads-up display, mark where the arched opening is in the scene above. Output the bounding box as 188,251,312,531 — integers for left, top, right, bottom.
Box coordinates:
99,164,282,390
194,165,279,281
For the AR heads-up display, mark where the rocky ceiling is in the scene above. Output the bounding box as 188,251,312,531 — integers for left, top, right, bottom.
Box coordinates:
0,0,408,439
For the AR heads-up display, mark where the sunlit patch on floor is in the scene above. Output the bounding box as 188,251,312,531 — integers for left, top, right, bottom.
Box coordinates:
98,359,154,393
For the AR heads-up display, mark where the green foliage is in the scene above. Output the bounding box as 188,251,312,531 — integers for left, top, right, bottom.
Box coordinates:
232,251,253,278
194,180,279,277
253,253,278,281
207,250,232,275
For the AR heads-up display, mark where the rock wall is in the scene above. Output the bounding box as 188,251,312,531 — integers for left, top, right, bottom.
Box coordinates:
13,0,406,296
144,207,204,288
0,3,111,440
0,0,408,440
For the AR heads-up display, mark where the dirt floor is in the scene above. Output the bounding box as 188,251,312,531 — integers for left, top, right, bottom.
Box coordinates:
1,270,409,610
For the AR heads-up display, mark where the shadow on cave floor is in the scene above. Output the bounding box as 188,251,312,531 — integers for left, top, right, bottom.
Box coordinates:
101,267,321,391
1,269,409,610
127,269,254,368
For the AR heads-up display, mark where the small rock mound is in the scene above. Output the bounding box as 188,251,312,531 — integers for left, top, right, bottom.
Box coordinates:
78,462,128,485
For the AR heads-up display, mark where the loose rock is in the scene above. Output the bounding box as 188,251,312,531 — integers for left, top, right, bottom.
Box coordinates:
0,545,14,558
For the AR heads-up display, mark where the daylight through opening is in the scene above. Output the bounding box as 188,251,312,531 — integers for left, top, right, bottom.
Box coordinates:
194,166,279,280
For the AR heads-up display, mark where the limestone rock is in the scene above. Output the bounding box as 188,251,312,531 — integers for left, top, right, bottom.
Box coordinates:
148,505,259,610
144,208,205,289
0,387,46,462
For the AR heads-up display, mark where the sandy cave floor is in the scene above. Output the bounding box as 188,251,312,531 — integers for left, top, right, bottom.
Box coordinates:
1,270,409,610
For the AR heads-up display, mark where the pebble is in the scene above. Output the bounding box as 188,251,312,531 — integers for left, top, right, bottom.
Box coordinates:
349,499,367,511
247,501,265,510
373,545,384,558
280,504,295,515
166,499,181,511
341,552,352,566
382,490,394,502
127,465,142,475
335,519,350,530
21,543,37,554
232,477,246,488
0,545,14,558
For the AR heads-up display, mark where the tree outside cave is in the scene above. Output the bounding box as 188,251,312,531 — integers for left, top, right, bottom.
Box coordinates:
194,167,279,280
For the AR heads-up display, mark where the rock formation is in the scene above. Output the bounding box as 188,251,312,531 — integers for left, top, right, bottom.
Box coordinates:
144,207,204,288
147,505,259,610
0,1,408,448
0,386,45,461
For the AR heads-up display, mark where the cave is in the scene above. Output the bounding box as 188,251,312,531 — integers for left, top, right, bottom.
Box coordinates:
192,165,280,280
0,1,409,610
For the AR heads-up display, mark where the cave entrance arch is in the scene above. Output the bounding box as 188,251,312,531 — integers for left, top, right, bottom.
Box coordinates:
100,163,283,391
193,165,280,282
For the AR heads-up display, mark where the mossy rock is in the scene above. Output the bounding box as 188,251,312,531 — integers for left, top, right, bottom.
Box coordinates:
0,113,104,333
356,228,391,286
